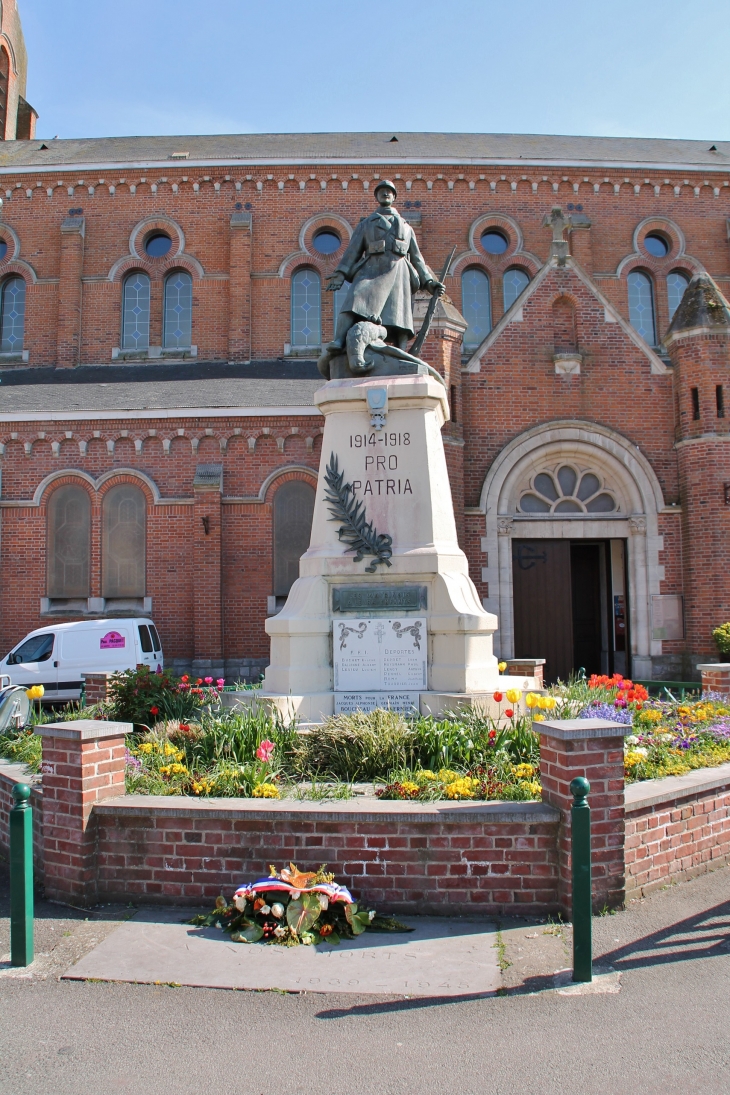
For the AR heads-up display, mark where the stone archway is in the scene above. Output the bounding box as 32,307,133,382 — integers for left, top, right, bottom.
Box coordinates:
479,421,667,679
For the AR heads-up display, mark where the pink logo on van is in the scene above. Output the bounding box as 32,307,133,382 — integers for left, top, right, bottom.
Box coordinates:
100,631,125,649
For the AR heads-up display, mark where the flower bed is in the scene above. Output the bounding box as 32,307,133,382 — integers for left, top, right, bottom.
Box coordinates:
563,674,730,782
5,667,730,797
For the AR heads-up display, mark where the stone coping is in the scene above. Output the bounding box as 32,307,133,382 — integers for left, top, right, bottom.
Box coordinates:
0,760,41,788
697,663,730,671
537,718,630,740
625,761,730,812
93,795,559,825
36,719,132,741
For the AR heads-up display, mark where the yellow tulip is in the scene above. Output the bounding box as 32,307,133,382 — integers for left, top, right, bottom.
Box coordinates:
546,696,557,710
498,661,507,673
525,692,539,709
505,688,521,704
533,713,545,721
537,695,550,710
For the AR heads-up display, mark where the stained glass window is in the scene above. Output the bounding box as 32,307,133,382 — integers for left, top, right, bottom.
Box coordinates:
274,480,316,598
47,485,90,598
291,268,321,348
667,271,689,322
461,268,491,348
628,270,656,344
0,276,25,352
122,272,150,351
503,267,530,311
102,484,146,598
163,270,193,348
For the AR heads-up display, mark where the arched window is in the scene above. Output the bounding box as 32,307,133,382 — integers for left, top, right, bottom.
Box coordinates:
273,480,316,601
102,484,146,599
667,271,690,322
461,268,491,349
0,47,8,139
47,485,90,599
291,268,321,348
0,277,26,352
122,272,151,351
503,267,530,312
628,270,656,344
163,270,192,348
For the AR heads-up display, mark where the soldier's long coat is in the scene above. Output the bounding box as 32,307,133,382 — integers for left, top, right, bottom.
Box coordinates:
334,208,435,335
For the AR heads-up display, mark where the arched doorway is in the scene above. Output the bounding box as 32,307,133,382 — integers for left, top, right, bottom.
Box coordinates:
480,422,668,683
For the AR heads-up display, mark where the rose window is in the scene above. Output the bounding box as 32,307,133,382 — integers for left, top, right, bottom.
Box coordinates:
518,465,618,514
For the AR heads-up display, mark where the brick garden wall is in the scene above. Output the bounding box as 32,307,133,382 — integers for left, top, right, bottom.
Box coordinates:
624,763,730,897
0,762,44,877
92,798,560,914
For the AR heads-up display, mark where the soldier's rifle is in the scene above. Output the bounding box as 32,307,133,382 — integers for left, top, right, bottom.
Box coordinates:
409,245,457,359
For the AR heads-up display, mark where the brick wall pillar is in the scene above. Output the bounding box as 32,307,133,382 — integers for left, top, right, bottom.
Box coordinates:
505,658,545,685
228,210,252,362
82,672,114,704
539,718,628,914
37,719,130,905
56,216,85,367
193,464,224,676
698,663,730,696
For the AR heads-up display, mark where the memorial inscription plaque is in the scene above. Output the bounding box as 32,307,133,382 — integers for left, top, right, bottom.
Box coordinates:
332,585,427,613
333,617,427,697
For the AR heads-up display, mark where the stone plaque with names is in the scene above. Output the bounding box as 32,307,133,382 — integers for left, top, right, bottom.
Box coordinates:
333,617,427,693
334,692,420,715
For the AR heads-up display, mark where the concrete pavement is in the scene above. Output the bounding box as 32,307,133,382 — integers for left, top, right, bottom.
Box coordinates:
0,861,728,1095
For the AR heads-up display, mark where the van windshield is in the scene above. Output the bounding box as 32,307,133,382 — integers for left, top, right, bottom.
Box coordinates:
11,633,54,664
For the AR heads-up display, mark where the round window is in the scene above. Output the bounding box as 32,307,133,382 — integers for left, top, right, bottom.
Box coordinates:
480,230,508,255
644,233,669,258
0,240,7,261
312,229,341,255
144,232,172,258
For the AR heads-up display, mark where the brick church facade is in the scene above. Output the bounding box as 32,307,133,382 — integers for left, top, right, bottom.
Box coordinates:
1,12,730,682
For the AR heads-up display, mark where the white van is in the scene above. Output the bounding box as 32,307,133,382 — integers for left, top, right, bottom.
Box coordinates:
0,618,164,702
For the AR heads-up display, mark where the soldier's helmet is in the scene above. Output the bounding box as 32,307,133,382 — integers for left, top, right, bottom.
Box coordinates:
374,179,397,199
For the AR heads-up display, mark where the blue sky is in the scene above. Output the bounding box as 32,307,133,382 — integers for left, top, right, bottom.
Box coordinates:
22,0,730,141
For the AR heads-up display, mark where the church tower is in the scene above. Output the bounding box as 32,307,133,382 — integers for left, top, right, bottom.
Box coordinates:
0,0,36,140
665,273,730,668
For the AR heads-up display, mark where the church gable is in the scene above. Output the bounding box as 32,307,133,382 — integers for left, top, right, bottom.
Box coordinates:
464,255,669,378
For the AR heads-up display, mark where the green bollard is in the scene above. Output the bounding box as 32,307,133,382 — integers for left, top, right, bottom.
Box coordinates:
570,775,592,983
10,783,34,967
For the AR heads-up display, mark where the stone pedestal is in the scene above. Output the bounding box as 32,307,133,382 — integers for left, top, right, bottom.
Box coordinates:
260,374,519,720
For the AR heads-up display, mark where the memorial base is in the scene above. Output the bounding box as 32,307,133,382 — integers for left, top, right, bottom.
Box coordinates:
221,674,542,724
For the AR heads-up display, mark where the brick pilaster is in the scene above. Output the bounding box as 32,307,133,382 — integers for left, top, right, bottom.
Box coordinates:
37,719,130,905
82,672,114,704
56,216,85,367
228,210,252,362
193,464,223,673
698,663,730,696
539,718,628,914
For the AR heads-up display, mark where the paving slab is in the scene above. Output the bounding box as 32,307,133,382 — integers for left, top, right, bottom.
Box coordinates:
62,908,500,996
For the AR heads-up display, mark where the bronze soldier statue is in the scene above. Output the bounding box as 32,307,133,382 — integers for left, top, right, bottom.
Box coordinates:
319,179,445,380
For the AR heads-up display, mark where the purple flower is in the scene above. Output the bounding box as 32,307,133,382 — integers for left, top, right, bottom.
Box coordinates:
578,702,634,725
125,748,142,771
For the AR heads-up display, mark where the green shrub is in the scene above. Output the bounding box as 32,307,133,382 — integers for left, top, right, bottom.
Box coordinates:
289,709,418,781
712,622,730,658
108,665,181,726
